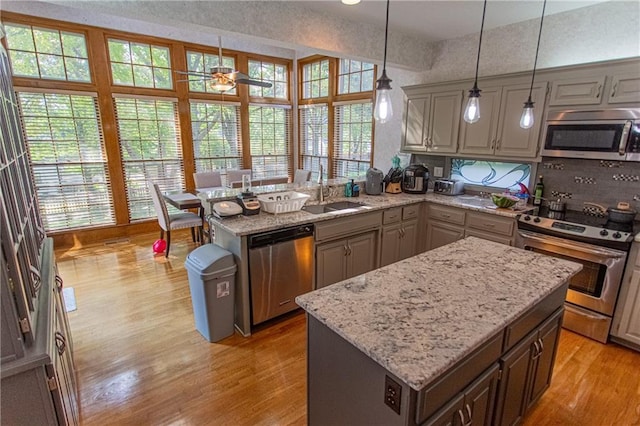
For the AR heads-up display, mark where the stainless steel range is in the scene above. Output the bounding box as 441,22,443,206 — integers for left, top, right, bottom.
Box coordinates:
516,208,635,343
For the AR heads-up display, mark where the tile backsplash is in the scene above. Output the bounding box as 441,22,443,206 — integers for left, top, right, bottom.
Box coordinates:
539,158,640,217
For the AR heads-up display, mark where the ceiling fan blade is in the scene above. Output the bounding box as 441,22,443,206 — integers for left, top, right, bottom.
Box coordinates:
236,78,273,88
176,70,209,77
177,78,210,83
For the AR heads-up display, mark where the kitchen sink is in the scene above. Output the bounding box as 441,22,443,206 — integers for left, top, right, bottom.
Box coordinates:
302,201,370,214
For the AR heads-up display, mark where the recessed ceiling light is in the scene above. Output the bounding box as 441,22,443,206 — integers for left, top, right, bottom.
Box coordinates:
341,0,361,5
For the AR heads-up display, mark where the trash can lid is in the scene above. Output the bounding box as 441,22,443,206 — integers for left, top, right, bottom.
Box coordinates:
185,244,236,274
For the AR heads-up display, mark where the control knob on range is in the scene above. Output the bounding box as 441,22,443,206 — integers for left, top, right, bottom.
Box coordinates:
523,215,531,221
599,229,609,236
613,232,622,239
533,217,541,223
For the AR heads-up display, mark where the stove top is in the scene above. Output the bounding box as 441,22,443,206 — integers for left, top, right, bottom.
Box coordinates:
518,206,636,250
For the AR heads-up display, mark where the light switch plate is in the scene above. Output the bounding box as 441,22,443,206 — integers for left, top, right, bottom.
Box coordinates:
434,167,444,177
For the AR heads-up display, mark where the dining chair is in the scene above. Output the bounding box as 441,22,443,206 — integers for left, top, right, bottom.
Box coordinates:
193,171,222,191
226,169,252,187
293,169,312,184
148,181,203,258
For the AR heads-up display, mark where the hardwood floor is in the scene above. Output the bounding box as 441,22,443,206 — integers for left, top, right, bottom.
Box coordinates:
56,232,640,425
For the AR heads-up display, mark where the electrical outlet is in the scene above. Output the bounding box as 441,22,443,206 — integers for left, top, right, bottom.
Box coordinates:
384,375,402,414
434,167,444,177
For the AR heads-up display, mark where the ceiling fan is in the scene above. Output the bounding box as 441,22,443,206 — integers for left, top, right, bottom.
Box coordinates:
177,36,272,93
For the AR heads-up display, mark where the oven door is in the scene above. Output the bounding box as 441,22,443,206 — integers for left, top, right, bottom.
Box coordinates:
516,230,627,315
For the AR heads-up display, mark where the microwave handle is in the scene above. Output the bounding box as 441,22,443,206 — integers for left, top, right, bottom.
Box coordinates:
619,120,632,155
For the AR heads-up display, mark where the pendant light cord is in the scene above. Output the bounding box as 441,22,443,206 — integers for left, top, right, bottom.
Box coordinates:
527,0,547,98
473,0,488,86
382,0,390,72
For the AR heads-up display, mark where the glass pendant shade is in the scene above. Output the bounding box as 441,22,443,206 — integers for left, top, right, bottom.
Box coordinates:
374,85,393,123
520,99,535,129
463,88,481,124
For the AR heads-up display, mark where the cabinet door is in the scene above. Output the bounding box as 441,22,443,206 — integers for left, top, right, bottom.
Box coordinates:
52,294,79,425
527,309,563,410
495,83,547,158
347,232,377,279
399,220,418,261
422,392,464,426
613,269,640,346
402,96,430,152
465,363,500,426
494,332,537,426
458,87,502,156
608,73,640,104
427,91,462,154
426,221,464,251
380,224,401,267
316,239,348,288
548,76,605,106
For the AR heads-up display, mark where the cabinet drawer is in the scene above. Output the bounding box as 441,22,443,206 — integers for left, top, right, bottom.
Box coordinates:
465,229,512,246
466,212,514,237
428,204,465,225
416,332,504,424
383,208,402,224
315,211,382,242
402,204,420,221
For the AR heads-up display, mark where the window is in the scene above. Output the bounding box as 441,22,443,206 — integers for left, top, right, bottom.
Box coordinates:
333,101,373,179
338,59,374,95
450,159,531,190
301,59,329,99
190,100,243,174
186,50,236,95
248,105,291,179
108,39,171,89
4,23,90,82
300,104,328,182
248,59,288,99
17,91,114,231
114,97,183,220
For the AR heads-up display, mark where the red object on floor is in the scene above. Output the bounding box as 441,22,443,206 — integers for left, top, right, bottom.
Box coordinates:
152,239,167,254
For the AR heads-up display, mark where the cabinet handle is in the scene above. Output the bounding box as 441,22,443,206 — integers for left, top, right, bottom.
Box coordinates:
441,213,450,218
496,139,501,150
532,340,541,359
55,331,66,356
457,409,466,425
55,275,63,291
465,403,473,426
344,245,349,256
596,84,602,98
538,337,544,354
611,83,618,97
484,223,495,228
399,228,405,238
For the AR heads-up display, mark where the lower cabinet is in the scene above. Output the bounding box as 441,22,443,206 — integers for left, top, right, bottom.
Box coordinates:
426,221,464,251
316,231,378,288
494,309,563,426
380,204,421,267
611,242,640,349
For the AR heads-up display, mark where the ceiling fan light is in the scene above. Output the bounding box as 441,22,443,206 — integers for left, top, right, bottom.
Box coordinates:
341,0,361,5
210,80,236,92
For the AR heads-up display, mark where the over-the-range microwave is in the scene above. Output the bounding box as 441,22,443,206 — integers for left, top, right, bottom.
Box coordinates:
542,108,640,161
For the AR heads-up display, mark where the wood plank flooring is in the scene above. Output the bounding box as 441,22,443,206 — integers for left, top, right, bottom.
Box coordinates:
56,232,640,425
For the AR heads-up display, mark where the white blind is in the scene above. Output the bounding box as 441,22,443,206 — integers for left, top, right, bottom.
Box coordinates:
248,105,292,179
299,104,328,182
17,91,115,231
333,101,373,179
113,96,183,221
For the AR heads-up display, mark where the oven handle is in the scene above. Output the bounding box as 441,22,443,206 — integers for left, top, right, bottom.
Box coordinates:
517,230,627,258
619,120,632,156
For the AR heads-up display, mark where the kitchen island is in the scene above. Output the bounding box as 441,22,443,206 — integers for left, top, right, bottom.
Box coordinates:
296,237,582,426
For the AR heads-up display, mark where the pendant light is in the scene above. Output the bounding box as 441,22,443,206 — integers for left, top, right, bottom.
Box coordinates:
374,0,393,123
463,0,488,124
520,0,547,129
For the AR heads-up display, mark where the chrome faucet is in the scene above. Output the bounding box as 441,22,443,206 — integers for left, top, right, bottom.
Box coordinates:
318,164,325,203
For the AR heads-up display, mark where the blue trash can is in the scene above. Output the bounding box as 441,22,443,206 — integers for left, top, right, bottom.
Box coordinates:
185,244,237,342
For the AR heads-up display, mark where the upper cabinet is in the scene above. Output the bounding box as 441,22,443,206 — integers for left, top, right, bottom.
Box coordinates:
607,72,640,104
401,90,462,154
459,82,547,158
548,76,606,106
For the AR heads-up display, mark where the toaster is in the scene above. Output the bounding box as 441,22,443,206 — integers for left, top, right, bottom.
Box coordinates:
433,179,465,195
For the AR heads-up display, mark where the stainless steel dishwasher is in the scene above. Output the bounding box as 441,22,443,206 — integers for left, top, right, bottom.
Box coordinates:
248,224,314,325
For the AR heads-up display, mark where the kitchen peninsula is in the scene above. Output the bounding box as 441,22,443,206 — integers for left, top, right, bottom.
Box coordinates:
296,237,582,426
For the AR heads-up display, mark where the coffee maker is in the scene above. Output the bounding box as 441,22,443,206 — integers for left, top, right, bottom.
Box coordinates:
402,164,429,194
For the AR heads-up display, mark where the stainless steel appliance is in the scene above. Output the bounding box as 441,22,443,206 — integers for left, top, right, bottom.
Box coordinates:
433,178,464,195
365,168,384,195
542,108,640,161
402,164,429,194
516,208,635,343
248,224,314,325
237,191,260,215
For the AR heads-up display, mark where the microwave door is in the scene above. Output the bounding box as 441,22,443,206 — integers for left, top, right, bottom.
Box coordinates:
542,121,628,160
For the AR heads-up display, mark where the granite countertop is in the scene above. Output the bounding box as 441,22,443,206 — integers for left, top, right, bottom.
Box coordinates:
203,184,529,237
295,236,582,392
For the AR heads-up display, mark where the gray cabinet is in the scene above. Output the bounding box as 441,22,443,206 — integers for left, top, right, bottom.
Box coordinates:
607,72,640,104
316,231,377,288
380,204,421,267
548,75,606,106
494,308,563,426
465,211,516,246
401,90,462,154
611,242,640,349
459,83,546,159
427,221,465,251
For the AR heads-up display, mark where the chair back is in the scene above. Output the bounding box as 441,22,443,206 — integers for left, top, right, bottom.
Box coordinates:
293,169,311,184
193,171,222,189
226,169,252,187
148,181,170,231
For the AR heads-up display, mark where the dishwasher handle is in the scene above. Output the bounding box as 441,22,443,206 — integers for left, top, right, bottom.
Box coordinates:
248,224,314,248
